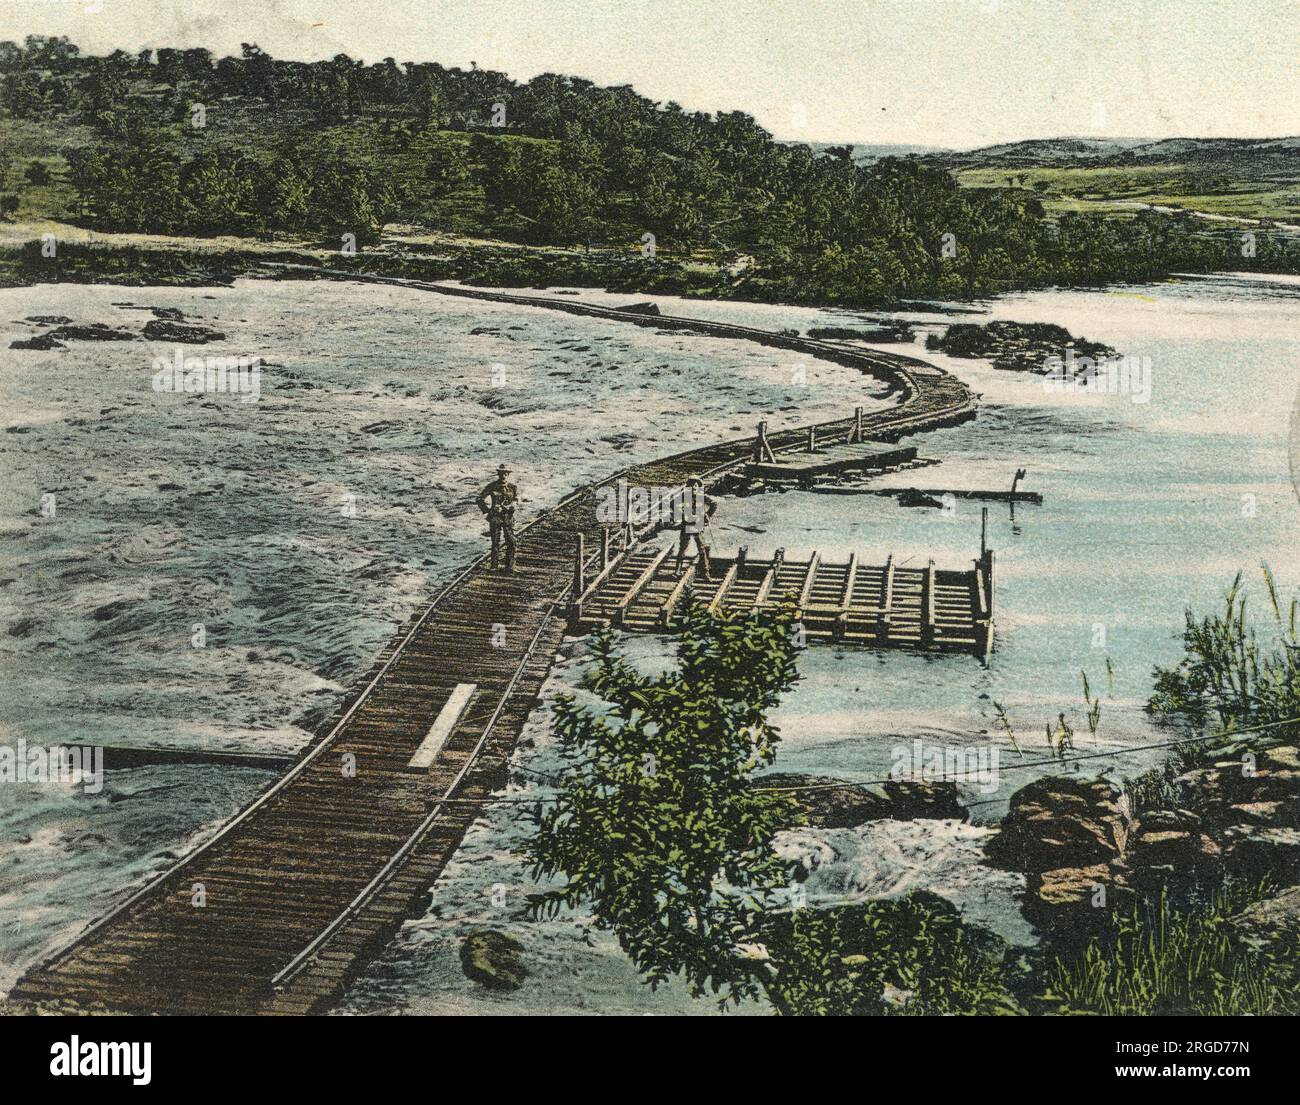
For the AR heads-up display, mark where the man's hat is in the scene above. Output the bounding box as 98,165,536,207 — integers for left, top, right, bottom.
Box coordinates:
497,464,511,476
686,476,703,486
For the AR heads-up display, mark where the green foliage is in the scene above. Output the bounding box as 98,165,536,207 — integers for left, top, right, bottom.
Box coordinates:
525,603,805,1009
1148,567,1300,741
765,892,1020,1016
1042,884,1295,1015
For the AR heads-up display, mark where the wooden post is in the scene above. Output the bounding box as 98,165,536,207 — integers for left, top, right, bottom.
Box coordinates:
736,545,748,571
755,420,776,463
601,526,611,569
977,548,993,657
573,533,586,596
922,559,936,647
849,405,863,444
877,555,894,645
980,506,988,559
806,427,817,453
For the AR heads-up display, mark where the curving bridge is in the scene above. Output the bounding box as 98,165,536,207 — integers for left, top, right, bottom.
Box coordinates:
12,276,976,1014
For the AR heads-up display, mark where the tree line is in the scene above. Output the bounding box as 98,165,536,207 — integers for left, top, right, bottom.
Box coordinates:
3,35,1298,303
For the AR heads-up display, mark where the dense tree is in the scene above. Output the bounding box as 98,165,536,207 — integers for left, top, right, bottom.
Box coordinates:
2,36,1295,296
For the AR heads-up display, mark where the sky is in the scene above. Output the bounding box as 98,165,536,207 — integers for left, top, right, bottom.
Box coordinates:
2,0,1297,148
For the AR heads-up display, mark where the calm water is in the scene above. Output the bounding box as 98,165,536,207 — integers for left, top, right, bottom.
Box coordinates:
2,272,1297,1012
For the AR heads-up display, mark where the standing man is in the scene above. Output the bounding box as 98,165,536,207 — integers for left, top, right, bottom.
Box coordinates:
674,476,717,581
477,464,518,573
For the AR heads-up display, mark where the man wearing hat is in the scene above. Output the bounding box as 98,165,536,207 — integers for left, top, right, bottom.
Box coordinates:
477,464,519,572
674,476,717,581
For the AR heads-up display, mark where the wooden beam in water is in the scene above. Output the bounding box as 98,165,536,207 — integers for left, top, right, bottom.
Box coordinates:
70,745,295,771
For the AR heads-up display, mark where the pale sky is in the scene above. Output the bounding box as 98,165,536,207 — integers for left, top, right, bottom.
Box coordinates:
2,0,1297,148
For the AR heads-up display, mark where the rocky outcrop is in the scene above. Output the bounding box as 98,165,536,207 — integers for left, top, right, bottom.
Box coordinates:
1228,884,1300,952
925,320,1116,374
808,323,914,343
10,322,135,349
142,318,226,343
987,743,1300,935
756,772,967,828
460,931,528,991
984,776,1127,873
614,301,660,316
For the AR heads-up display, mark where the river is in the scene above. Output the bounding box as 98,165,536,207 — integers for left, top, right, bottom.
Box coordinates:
1,271,1296,1012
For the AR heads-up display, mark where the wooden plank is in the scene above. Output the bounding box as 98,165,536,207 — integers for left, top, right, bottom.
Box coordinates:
796,552,821,616
707,561,740,614
613,547,671,625
748,444,917,481
405,684,477,771
921,560,936,647
658,562,697,626
67,745,295,771
833,552,858,639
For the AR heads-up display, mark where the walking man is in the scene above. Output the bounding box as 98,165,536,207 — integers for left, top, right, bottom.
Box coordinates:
674,476,717,580
477,464,518,572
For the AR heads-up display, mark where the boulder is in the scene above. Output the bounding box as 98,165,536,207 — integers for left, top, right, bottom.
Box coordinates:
10,333,63,350
756,772,967,828
142,318,226,344
984,775,1127,873
614,301,660,316
1126,808,1215,869
459,931,527,991
1228,885,1300,953
1218,825,1300,884
1023,862,1137,934
11,322,134,349
48,323,135,342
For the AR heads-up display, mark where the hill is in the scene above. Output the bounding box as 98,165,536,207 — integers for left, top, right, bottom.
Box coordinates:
1,36,1298,300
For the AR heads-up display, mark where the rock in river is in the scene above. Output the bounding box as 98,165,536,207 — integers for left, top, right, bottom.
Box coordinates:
984,775,1127,873
460,930,528,991
142,318,226,344
756,772,967,828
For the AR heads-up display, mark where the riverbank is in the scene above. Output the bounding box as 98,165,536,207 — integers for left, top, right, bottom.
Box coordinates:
8,219,1299,310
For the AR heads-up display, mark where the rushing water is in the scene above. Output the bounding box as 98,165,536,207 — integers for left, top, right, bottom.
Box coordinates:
1,272,1297,1012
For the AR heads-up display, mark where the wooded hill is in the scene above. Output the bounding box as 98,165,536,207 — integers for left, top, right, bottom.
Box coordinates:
2,36,1298,304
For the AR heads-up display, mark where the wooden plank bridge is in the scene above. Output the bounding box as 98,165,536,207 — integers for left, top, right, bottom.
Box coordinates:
11,274,978,1015
570,544,995,657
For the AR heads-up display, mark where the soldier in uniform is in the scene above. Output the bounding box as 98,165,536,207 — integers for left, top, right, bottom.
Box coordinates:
674,476,717,580
477,464,518,572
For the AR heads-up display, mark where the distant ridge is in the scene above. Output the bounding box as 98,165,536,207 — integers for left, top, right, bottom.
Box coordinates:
926,135,1300,168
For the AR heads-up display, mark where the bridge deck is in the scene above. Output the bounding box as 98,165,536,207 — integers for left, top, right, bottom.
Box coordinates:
572,546,994,656
746,442,919,483
11,278,976,1015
